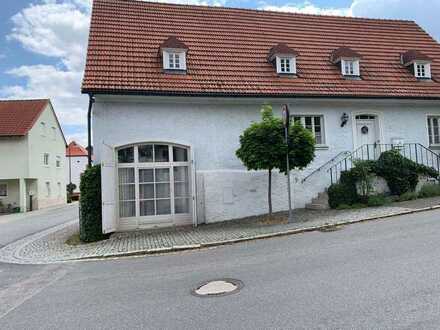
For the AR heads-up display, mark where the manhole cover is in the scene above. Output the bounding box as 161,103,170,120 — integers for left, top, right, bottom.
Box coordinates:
191,278,243,297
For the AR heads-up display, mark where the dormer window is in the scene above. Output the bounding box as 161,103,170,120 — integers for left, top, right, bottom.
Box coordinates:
401,50,432,79
341,59,360,76
330,47,362,78
414,62,431,79
268,43,299,75
277,57,296,74
159,36,188,72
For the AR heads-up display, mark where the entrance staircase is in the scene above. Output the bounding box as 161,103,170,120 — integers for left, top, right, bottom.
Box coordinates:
303,143,440,210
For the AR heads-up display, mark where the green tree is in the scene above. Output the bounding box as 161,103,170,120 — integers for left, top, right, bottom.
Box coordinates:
236,105,315,216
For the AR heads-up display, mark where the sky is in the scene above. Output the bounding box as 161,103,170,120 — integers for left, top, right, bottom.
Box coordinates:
1,0,439,146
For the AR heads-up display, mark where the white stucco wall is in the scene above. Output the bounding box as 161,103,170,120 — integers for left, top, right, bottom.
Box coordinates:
27,103,67,209
93,95,440,227
66,156,87,192
0,136,29,179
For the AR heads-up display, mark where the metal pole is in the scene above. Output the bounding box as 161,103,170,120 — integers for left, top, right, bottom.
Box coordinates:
87,94,95,167
285,125,293,223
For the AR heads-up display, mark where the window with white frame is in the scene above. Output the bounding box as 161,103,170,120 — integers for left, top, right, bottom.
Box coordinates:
163,51,186,70
427,116,440,146
341,59,360,76
0,183,7,197
276,56,296,74
46,182,51,197
414,62,431,79
293,115,325,145
43,153,50,166
40,122,46,136
56,156,61,168
57,182,62,197
117,143,191,219
52,127,57,140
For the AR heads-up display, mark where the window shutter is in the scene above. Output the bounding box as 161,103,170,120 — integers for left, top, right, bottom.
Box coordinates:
180,52,187,70
101,142,117,234
190,149,198,227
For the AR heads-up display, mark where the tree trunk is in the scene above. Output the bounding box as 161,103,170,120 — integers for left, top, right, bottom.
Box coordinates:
268,168,273,217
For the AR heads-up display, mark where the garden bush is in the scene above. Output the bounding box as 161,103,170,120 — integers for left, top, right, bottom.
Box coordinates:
418,184,440,198
328,171,359,208
367,195,390,207
79,165,106,243
397,191,419,202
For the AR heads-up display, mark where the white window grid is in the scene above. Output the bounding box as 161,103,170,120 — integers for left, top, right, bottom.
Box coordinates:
117,144,191,219
168,52,181,69
341,59,360,76
56,156,61,168
46,182,51,197
427,116,440,146
415,63,431,78
293,115,325,145
0,183,7,197
43,153,50,166
276,56,296,74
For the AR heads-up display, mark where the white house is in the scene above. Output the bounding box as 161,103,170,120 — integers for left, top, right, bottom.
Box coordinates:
66,141,88,195
82,0,440,233
0,99,67,213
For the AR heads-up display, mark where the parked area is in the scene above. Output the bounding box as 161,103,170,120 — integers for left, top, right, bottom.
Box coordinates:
2,196,439,264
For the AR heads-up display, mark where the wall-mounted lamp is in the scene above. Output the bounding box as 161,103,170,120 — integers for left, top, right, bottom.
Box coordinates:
340,112,349,127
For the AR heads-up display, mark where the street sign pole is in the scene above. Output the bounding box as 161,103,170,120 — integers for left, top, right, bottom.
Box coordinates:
282,105,293,223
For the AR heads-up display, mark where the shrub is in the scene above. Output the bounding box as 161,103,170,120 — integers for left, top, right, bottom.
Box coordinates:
367,195,390,207
351,160,376,199
418,184,440,198
79,165,105,243
328,171,359,209
397,191,418,202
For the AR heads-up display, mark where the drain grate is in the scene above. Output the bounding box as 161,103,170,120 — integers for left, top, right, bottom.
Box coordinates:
191,278,243,297
318,224,344,232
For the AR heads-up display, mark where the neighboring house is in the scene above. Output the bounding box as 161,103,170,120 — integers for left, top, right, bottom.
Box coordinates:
0,99,67,212
66,141,88,194
82,0,440,233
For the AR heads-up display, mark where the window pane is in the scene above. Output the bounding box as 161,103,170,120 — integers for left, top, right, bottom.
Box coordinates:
156,183,170,198
154,145,169,162
140,200,155,216
139,169,153,183
434,118,440,144
138,145,153,162
305,116,312,130
174,166,188,182
119,201,135,217
118,168,134,184
155,168,170,182
173,147,188,162
428,118,433,144
175,198,190,214
119,184,135,201
118,147,134,163
174,182,189,197
139,184,154,199
157,199,171,215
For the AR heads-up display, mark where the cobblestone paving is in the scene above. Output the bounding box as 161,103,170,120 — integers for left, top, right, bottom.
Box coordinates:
1,197,440,264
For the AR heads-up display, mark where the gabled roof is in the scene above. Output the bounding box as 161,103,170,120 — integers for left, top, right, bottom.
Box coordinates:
0,99,49,136
401,50,432,66
330,46,362,63
160,36,188,51
82,0,440,99
66,141,88,157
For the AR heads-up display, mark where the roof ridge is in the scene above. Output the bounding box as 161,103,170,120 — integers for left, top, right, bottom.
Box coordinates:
0,98,49,103
102,0,416,24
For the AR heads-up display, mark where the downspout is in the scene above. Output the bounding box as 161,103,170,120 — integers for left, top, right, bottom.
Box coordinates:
87,93,95,167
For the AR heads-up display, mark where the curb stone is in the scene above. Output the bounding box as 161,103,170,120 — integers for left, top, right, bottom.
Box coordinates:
1,205,439,264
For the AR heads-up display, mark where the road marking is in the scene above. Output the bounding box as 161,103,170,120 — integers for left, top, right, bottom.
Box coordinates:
0,265,68,320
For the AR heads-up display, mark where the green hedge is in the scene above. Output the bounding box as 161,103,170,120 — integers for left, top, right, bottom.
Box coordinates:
328,150,439,209
79,165,105,242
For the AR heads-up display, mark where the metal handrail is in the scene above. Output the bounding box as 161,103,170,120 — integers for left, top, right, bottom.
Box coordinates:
301,151,351,183
327,143,440,185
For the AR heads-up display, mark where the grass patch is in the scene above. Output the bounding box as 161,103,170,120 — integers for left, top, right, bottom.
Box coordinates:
66,232,82,246
418,184,440,198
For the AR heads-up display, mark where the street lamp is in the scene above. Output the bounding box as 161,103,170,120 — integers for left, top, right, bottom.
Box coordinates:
282,104,293,223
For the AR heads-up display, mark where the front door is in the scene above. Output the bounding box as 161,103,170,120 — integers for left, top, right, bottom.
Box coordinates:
355,115,379,148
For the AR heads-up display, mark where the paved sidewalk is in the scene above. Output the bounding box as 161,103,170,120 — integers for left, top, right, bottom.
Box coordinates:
1,197,440,264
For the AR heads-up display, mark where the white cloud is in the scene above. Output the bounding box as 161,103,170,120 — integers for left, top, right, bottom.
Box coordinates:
260,1,352,16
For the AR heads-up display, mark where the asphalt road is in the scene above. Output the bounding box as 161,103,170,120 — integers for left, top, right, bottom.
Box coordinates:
1,208,440,329
0,203,78,247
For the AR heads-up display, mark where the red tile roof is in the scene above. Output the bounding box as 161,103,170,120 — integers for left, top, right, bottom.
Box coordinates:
160,36,188,50
0,99,49,136
82,0,440,99
268,43,299,62
66,141,88,157
401,50,432,66
330,47,362,63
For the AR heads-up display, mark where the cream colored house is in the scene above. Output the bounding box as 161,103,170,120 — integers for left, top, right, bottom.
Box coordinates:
0,99,67,213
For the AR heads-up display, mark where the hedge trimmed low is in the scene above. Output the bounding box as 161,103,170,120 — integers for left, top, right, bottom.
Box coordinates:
79,165,106,243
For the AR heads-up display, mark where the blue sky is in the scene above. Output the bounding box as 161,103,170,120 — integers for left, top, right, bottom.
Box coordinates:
1,0,439,145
